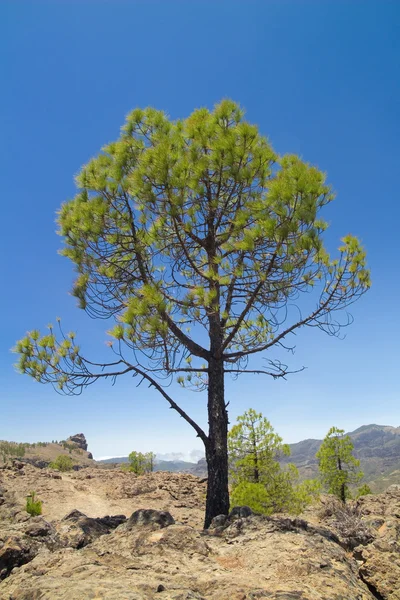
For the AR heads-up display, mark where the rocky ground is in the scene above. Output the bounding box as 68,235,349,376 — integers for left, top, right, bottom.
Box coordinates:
0,461,399,600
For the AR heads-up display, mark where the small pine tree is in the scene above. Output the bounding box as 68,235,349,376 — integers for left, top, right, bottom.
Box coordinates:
228,409,320,515
26,491,42,516
356,483,372,498
228,408,290,486
127,451,156,475
316,427,363,503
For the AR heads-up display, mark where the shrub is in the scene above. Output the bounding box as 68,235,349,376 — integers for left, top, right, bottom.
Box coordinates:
26,491,42,516
49,454,74,472
318,496,373,549
289,478,322,514
230,475,321,516
356,483,372,498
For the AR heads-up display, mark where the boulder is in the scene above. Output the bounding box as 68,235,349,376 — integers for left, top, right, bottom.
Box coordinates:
207,507,253,533
25,517,54,538
229,505,253,520
55,510,126,549
210,514,229,528
126,509,175,530
0,536,39,580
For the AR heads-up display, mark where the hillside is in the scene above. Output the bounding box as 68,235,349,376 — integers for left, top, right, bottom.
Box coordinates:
0,433,94,470
281,424,400,491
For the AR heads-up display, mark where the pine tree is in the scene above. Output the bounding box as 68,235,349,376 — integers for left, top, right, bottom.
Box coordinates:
228,409,320,514
316,427,363,502
14,100,370,527
128,451,155,475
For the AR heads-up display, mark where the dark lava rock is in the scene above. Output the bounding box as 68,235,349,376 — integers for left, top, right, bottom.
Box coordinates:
21,458,50,469
229,506,253,520
25,517,54,538
62,509,87,521
57,510,127,549
96,514,126,529
126,509,175,529
0,536,39,580
210,514,229,528
67,433,88,451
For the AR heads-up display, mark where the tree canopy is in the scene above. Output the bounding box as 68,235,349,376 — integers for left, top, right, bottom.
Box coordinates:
14,100,370,527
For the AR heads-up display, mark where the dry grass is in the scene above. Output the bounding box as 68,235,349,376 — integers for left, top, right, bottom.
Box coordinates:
318,497,374,549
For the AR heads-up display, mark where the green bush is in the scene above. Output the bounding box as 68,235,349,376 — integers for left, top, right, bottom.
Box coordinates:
49,454,74,472
230,473,321,516
356,483,372,498
26,491,42,516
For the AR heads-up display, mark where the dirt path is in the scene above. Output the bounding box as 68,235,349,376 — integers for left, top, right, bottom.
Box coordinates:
1,465,206,527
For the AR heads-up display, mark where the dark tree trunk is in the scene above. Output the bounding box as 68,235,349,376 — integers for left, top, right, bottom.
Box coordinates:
254,461,259,484
338,457,346,504
253,436,259,483
204,356,230,528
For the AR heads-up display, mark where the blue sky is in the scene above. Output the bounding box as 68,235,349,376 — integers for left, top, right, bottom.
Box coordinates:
1,1,399,460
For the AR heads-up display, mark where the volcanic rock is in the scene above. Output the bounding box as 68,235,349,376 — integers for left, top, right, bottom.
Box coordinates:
67,433,88,451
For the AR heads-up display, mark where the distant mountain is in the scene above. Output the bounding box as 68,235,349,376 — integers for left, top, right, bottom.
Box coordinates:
99,456,130,464
187,457,207,478
280,424,400,491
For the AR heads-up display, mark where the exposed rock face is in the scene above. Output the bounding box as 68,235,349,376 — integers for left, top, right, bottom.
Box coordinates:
189,456,208,478
54,509,126,548
1,463,400,598
354,490,400,599
67,433,88,452
0,535,39,580
1,511,377,599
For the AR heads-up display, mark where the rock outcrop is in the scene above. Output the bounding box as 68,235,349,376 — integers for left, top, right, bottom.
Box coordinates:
126,508,175,530
354,489,400,598
1,462,400,598
67,433,88,452
1,509,378,599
